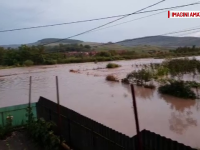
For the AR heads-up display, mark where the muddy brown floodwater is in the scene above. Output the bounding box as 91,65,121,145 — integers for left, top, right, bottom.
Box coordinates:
0,57,200,148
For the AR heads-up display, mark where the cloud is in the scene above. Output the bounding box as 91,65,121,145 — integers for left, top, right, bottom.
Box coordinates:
0,0,200,45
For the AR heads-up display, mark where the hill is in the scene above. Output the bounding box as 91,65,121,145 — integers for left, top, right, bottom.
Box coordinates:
1,36,200,49
118,36,200,48
1,38,83,48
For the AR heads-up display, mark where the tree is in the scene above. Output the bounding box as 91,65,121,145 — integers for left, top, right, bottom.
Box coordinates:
24,60,34,66
96,51,111,57
84,45,91,49
0,47,5,65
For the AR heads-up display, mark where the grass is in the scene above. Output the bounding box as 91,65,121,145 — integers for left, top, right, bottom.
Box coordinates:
106,75,119,82
0,66,14,70
94,44,170,54
106,63,121,69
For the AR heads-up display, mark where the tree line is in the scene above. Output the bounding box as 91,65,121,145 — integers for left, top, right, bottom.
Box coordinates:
1,44,200,67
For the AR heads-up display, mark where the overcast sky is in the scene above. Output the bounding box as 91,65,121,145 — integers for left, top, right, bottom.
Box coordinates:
0,0,200,45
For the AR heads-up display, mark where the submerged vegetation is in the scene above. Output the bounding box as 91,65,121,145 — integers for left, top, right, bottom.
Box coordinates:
158,81,196,99
125,58,200,98
106,63,121,68
106,75,119,82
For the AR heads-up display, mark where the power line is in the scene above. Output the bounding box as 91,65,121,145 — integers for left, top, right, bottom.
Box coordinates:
162,27,200,36
91,10,170,33
175,30,200,37
42,0,165,46
171,25,200,37
0,1,199,33
86,1,200,33
133,1,200,14
0,15,127,33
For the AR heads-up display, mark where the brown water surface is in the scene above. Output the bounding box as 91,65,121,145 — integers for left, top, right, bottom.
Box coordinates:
0,58,200,148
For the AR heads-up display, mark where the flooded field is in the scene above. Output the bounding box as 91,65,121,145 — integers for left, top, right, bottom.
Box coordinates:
0,57,200,148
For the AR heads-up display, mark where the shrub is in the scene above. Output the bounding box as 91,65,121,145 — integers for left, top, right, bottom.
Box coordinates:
27,118,60,150
106,63,121,68
106,75,119,82
185,81,200,88
0,115,13,140
127,69,153,85
45,59,57,65
158,81,196,99
26,107,60,150
24,60,34,66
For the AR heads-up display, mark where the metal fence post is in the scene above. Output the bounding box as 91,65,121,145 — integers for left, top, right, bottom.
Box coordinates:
29,76,32,108
131,84,143,150
56,76,62,141
28,76,32,123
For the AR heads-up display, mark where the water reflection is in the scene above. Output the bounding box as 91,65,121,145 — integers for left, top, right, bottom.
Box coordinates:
160,94,198,134
106,81,120,88
169,112,197,134
121,83,155,100
160,95,196,112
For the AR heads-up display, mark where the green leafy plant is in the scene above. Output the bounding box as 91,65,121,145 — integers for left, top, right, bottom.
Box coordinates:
25,107,60,150
0,114,13,140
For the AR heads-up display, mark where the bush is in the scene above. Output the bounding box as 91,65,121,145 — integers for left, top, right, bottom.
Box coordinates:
106,75,119,82
24,60,34,66
127,69,153,85
27,118,60,150
158,81,196,99
0,115,13,140
185,81,200,88
106,63,121,68
26,108,60,150
45,59,57,65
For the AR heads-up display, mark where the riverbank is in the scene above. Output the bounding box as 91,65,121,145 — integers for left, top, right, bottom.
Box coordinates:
1,53,200,71
0,66,15,70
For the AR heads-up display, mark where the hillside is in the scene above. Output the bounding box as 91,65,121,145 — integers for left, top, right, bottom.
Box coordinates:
1,38,83,48
1,36,200,49
118,36,200,48
35,38,83,46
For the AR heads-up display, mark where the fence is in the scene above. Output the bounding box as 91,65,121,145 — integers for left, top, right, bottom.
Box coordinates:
0,103,37,127
37,97,197,150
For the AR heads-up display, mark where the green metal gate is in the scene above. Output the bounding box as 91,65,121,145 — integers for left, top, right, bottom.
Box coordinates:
0,103,37,127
